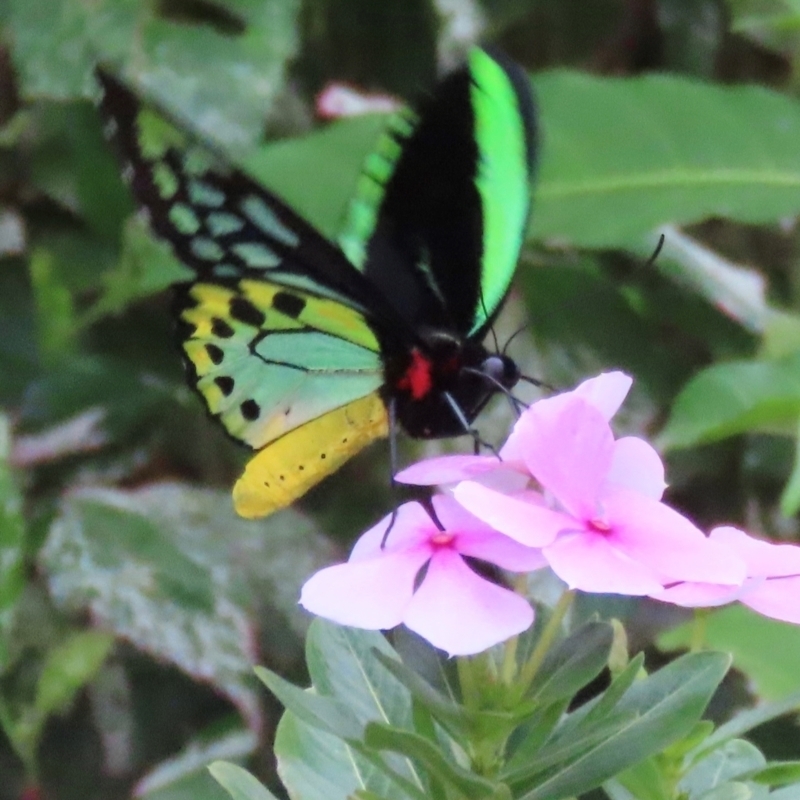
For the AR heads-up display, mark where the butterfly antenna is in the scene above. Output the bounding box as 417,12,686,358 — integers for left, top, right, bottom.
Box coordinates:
502,324,528,356
644,233,666,269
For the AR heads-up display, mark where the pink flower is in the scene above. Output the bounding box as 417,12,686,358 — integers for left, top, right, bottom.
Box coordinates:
300,496,546,656
395,371,634,488
453,394,746,596
653,527,800,624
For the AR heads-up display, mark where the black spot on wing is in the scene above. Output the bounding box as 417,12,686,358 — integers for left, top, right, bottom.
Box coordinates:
240,399,260,420
272,291,306,319
206,344,224,364
211,318,234,338
215,375,234,396
230,297,266,327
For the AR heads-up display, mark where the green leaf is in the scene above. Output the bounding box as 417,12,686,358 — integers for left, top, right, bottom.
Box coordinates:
611,757,671,800
0,415,26,670
751,761,800,787
659,605,800,700
679,739,765,797
658,353,800,450
305,620,415,731
527,621,613,705
28,247,77,361
34,629,114,717
530,71,800,247
7,0,300,147
274,710,420,800
508,651,730,800
254,666,362,740
208,762,280,800
135,726,256,799
780,418,800,516
41,485,335,727
363,722,503,799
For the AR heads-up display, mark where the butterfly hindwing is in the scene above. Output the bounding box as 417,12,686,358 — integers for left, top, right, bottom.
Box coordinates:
339,47,537,338
176,278,384,450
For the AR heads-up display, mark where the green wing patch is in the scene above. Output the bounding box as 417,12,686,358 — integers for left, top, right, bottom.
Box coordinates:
178,280,384,449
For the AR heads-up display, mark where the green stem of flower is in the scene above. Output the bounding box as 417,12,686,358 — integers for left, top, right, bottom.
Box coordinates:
690,607,710,652
501,635,519,684
517,590,575,694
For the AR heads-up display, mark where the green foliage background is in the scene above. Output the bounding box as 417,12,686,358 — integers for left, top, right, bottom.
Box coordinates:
1,0,800,798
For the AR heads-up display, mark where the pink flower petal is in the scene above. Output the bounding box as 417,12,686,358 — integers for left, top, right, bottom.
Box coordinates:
522,398,615,520
544,530,664,595
651,582,742,608
742,576,800,624
605,437,666,500
349,502,433,560
453,481,568,546
395,455,501,486
603,490,746,586
710,527,800,578
456,528,548,572
571,371,632,420
402,550,534,656
300,546,430,629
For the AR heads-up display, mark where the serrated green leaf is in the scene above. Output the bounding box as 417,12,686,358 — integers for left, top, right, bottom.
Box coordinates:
40,485,335,727
208,762,279,800
7,0,300,147
659,353,800,450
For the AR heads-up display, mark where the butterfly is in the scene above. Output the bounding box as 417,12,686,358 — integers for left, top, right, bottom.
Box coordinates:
96,46,537,519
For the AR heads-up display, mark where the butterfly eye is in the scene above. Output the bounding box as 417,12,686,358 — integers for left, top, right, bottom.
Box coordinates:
480,354,520,389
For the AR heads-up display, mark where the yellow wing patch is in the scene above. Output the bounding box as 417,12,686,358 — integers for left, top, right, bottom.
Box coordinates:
232,392,389,518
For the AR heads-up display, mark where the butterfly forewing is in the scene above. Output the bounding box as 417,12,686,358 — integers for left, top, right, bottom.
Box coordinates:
338,47,537,338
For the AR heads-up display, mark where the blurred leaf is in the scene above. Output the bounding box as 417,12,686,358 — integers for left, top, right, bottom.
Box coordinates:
608,757,671,800
659,605,800,700
678,739,766,797
0,209,25,256
529,71,800,247
244,114,388,239
40,485,336,727
85,219,192,324
28,247,77,361
752,761,800,786
0,415,26,670
8,0,300,147
659,352,800,450
648,226,768,335
135,727,257,800
34,629,114,717
208,762,279,800
780,418,800,516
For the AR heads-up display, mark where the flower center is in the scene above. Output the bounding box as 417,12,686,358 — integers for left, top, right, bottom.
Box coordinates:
430,531,455,547
589,517,612,533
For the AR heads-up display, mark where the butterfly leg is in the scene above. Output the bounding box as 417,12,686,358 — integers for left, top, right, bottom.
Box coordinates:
381,398,402,547
443,392,500,458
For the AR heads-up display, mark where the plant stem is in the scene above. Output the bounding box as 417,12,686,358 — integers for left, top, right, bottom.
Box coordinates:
517,590,575,694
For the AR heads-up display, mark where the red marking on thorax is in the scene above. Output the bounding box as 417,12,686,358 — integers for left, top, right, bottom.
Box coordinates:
397,349,434,400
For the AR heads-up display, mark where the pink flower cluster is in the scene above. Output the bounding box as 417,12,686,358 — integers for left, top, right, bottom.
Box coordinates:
301,373,800,656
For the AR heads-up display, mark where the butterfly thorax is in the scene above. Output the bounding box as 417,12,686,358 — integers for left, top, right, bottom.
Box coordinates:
384,329,519,439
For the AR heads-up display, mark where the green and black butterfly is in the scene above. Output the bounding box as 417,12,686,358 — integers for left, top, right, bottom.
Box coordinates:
96,47,537,518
